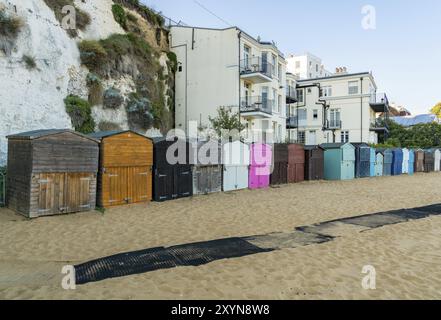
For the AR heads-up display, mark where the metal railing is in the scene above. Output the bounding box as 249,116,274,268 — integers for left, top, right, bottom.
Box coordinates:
326,120,342,129
371,118,389,130
286,86,297,102
0,167,6,207
239,57,274,79
240,96,273,115
287,116,298,128
370,92,389,106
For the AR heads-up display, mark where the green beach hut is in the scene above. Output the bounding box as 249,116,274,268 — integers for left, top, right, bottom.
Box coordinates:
320,143,356,181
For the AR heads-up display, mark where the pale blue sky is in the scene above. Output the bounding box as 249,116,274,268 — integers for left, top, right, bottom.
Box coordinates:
143,0,441,114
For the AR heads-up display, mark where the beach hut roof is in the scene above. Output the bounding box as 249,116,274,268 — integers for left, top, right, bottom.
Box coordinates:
88,130,151,141
7,129,99,143
304,145,324,151
320,143,352,149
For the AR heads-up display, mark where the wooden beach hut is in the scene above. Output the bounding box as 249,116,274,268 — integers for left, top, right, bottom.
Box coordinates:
6,129,99,218
353,143,371,178
222,141,250,192
287,144,305,183
249,143,272,189
320,143,355,181
391,149,403,176
152,137,193,202
89,131,153,207
424,150,435,173
270,144,288,185
402,148,410,174
304,145,324,181
408,150,415,176
374,151,384,177
414,149,425,173
191,140,222,195
378,149,393,176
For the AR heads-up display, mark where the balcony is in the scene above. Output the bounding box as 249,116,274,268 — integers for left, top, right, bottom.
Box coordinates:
286,86,298,104
370,92,390,113
240,96,273,118
240,57,274,83
325,120,342,130
286,116,298,129
370,119,390,134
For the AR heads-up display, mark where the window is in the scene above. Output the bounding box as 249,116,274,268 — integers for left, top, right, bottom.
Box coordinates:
272,54,277,77
244,45,251,61
296,61,301,68
316,64,319,72
330,109,341,128
341,131,350,143
298,109,307,121
313,109,318,120
297,89,304,104
272,88,277,112
348,81,359,95
278,95,282,113
278,125,282,143
298,131,306,145
278,64,282,82
320,86,332,97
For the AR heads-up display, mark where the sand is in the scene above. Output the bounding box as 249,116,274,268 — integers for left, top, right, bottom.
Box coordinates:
1,173,441,299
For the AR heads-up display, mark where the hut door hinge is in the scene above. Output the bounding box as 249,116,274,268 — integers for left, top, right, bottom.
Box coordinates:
38,179,50,184
79,204,91,208
38,209,51,213
80,178,91,181
108,174,118,177
139,172,149,176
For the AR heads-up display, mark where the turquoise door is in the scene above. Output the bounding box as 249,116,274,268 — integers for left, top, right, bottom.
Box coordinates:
324,149,341,180
370,149,376,177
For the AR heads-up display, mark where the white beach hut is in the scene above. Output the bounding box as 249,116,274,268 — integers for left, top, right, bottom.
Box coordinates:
222,141,250,191
402,148,409,174
434,149,441,172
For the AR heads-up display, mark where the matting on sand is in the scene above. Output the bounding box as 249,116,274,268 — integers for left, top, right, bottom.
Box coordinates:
75,203,441,285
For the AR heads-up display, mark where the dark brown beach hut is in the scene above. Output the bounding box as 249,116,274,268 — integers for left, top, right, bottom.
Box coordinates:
288,144,305,183
424,150,435,173
304,145,324,181
270,144,288,185
414,149,425,173
89,131,153,207
6,129,99,218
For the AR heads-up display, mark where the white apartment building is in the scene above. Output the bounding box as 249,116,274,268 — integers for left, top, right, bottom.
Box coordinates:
286,53,333,80
286,72,390,145
170,26,288,143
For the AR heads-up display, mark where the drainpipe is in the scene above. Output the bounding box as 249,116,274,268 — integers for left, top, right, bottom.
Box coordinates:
171,43,188,136
360,77,364,143
238,30,242,130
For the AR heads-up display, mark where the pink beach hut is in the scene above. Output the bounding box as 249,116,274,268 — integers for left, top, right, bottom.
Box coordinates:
249,143,273,189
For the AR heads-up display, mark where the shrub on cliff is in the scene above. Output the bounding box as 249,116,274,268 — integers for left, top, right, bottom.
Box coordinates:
64,95,95,134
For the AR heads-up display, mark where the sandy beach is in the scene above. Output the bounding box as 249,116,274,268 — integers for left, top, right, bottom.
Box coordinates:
1,173,441,300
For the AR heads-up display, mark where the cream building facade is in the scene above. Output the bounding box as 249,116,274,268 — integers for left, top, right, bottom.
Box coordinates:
170,26,289,143
286,72,390,145
286,52,333,80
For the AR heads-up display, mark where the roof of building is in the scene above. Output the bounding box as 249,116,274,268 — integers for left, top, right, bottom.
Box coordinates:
320,143,352,149
297,72,372,83
88,130,150,140
391,114,439,127
7,129,99,142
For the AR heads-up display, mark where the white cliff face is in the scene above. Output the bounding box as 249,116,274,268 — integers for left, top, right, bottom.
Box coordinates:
0,0,172,165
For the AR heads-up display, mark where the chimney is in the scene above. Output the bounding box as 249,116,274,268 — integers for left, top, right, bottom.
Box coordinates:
335,67,348,74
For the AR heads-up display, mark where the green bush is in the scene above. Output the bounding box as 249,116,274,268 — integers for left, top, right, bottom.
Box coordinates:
112,4,127,30
64,95,95,134
167,51,178,73
0,9,23,38
98,121,122,132
127,12,137,23
22,55,37,70
78,40,108,72
103,87,124,109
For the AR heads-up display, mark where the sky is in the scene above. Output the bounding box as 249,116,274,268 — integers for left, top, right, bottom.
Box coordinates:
143,0,441,115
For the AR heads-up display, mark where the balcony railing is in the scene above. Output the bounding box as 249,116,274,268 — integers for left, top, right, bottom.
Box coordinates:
286,86,297,103
286,116,298,128
370,119,390,131
240,96,273,116
326,120,342,129
240,57,274,79
370,92,390,113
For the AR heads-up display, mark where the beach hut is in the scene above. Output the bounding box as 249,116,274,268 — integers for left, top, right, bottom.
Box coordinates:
89,131,153,208
414,149,425,173
304,145,324,181
320,143,355,181
374,151,384,177
270,144,288,185
249,143,272,189
222,141,250,192
424,150,435,173
391,149,403,176
402,148,410,174
152,137,193,202
6,129,99,218
369,148,376,177
432,149,441,172
191,140,222,195
379,149,393,176
408,150,415,176
353,143,372,178
288,144,305,183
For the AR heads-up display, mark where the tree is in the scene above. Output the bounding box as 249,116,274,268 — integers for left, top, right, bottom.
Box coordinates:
430,102,441,119
209,107,245,140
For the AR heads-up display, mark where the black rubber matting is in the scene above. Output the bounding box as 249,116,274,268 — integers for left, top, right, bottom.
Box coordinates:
75,203,441,285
